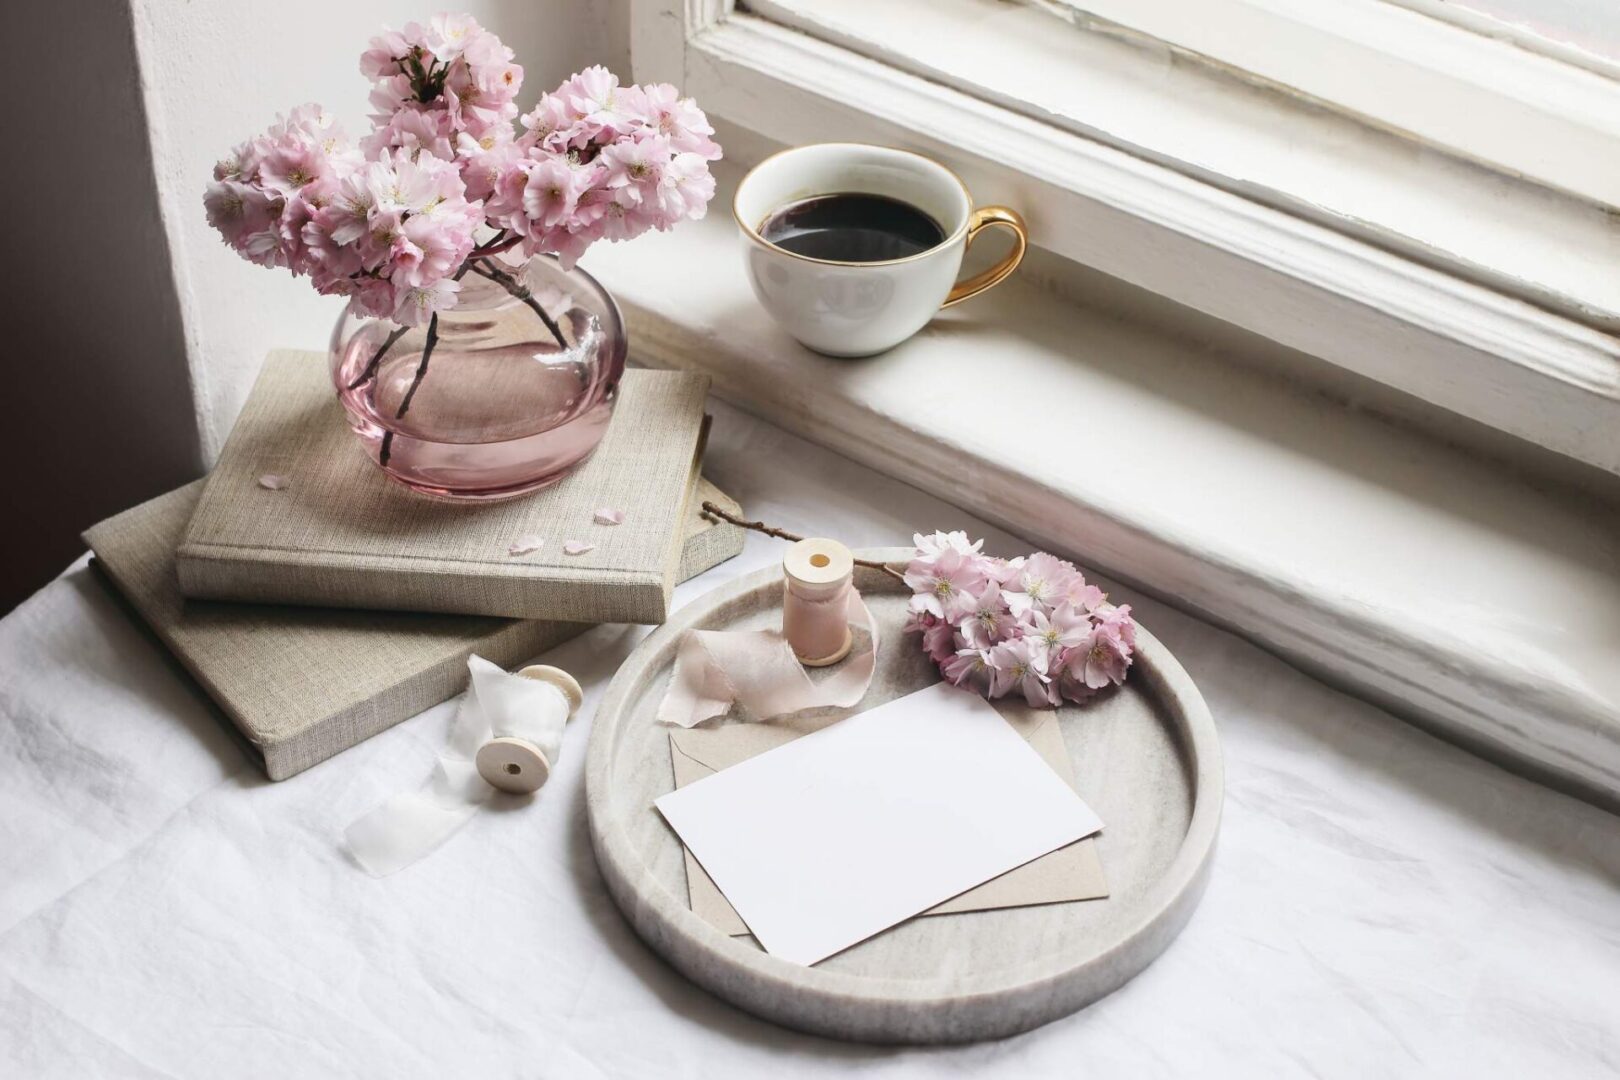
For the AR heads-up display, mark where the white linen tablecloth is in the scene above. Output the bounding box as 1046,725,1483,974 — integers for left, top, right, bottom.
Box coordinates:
2,402,1617,1078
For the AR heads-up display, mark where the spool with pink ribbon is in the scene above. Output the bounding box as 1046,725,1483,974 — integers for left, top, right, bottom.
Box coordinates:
656,537,879,729
782,537,856,666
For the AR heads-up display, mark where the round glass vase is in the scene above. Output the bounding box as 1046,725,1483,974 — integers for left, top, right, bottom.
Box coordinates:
329,255,626,500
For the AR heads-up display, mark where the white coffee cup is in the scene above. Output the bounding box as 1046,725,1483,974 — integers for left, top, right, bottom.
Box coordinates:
733,143,1027,357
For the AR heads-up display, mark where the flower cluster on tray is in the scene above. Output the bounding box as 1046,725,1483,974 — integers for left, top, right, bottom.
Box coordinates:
903,531,1137,706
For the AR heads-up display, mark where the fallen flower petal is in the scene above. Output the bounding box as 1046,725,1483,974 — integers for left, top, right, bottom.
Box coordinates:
593,507,625,526
258,474,289,490
508,535,544,556
563,540,595,556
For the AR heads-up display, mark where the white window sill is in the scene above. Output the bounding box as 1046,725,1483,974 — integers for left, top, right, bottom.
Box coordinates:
581,177,1620,809
636,6,1620,478
750,0,1620,318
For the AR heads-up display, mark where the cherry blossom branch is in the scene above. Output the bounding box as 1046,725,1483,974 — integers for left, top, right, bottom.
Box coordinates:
469,258,568,350
345,324,411,390
396,312,439,418
700,501,905,581
469,228,519,260
378,312,439,467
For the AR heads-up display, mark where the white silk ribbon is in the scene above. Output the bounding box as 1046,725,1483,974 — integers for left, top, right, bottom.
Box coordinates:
344,655,573,876
656,588,878,727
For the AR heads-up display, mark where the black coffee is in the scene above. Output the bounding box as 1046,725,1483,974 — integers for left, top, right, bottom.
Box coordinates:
759,193,945,262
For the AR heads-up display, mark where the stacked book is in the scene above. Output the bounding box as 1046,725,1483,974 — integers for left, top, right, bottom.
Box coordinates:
85,350,742,780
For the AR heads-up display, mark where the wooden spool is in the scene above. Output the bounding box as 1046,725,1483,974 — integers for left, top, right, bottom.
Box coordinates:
474,664,584,795
782,537,856,667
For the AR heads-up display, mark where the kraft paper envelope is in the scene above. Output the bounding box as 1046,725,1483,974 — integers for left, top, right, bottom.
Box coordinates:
667,703,1108,938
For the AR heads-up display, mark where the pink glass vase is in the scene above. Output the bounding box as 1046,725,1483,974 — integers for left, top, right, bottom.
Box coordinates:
329,255,626,500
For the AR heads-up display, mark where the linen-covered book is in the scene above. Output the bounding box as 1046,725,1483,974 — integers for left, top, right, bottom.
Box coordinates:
176,350,712,623
86,478,743,780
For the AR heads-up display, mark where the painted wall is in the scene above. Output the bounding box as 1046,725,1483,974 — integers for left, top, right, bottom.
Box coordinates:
1,2,199,613
4,0,627,610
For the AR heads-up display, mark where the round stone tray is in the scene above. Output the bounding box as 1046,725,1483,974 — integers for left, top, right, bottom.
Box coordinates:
585,549,1222,1043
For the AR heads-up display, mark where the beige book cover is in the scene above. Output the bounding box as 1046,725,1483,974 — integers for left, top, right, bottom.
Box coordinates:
176,350,712,623
86,478,743,781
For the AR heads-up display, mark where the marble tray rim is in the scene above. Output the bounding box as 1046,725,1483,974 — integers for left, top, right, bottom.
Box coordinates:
585,547,1224,1043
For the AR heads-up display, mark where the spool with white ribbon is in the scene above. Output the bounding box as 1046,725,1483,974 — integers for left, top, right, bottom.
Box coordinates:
344,655,582,876
474,664,583,793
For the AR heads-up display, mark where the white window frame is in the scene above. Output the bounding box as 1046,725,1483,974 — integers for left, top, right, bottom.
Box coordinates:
631,0,1620,476
1034,0,1620,209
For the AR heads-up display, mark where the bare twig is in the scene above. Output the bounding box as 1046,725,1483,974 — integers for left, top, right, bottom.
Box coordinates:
396,312,439,419
351,230,500,393
469,231,521,260
701,501,905,581
469,227,508,257
379,312,440,467
345,324,410,390
469,258,569,350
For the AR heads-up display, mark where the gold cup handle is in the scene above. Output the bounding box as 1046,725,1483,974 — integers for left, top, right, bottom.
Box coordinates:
942,206,1028,308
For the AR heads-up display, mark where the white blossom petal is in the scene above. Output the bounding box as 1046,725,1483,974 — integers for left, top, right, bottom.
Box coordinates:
592,507,625,526
508,535,544,556
563,540,595,556
258,474,289,490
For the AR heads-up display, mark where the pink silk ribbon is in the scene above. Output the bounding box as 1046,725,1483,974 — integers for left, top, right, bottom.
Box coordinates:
656,587,878,727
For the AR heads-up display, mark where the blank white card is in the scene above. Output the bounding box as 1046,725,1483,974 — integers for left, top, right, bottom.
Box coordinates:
655,681,1104,966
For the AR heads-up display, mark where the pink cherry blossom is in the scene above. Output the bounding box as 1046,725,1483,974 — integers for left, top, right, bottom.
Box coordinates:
560,65,622,128
602,134,671,194
1055,671,1097,705
904,531,1137,706
987,638,1057,708
959,583,1012,649
1064,577,1107,613
359,29,412,80
363,106,456,162
204,181,276,247
1022,603,1091,674
519,92,573,149
921,619,958,665
655,152,718,224
903,547,985,620
642,83,722,158
206,22,719,324
402,207,477,284
491,67,719,267
392,277,461,327
1095,603,1137,653
1003,552,1079,617
522,158,585,230
361,14,521,163
352,277,396,319
445,50,522,134
301,204,364,280
913,530,984,560
1062,607,1137,691
424,12,482,62
593,188,653,242
257,139,329,197
942,648,993,693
